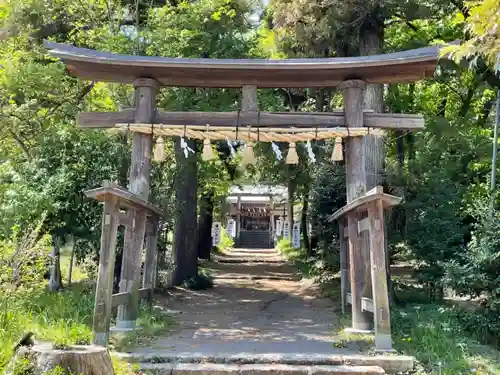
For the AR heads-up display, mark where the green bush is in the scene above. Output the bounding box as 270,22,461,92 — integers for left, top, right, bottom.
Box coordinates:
216,226,234,252
182,268,214,290
444,197,500,305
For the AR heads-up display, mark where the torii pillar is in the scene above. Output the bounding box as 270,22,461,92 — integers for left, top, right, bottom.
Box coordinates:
116,78,160,329
340,79,381,333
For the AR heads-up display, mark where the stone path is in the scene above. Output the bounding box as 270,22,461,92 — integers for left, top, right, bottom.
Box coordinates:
119,249,416,374
131,248,361,357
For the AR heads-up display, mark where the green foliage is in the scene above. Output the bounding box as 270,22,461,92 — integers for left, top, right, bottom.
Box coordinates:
392,304,500,374
443,0,500,67
110,306,175,352
181,268,214,291
444,195,500,308
0,0,499,368
217,226,235,252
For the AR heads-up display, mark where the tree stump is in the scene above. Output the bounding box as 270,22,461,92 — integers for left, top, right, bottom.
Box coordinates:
7,343,115,375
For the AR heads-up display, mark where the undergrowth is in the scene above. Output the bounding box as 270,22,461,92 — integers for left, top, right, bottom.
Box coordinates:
0,280,173,374
276,238,339,281
284,252,500,374
181,267,214,290
212,226,234,255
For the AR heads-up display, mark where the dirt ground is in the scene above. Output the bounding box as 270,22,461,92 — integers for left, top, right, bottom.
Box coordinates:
127,249,364,356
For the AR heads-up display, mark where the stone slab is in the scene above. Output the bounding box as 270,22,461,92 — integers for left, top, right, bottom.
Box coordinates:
138,364,386,375
239,364,309,375
119,352,413,373
310,366,385,374
173,363,241,375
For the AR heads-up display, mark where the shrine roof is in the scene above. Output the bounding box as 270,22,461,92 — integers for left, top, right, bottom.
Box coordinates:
229,185,287,197
44,41,440,88
227,196,272,203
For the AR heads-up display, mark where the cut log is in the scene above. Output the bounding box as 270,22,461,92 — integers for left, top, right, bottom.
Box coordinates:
7,343,115,375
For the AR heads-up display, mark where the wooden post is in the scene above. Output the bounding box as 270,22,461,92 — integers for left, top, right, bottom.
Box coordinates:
347,213,371,331
236,195,241,245
237,85,258,246
341,80,367,202
93,195,120,346
67,239,75,286
242,85,258,112
143,217,159,309
117,78,159,329
340,79,372,331
367,200,392,351
128,78,159,198
339,219,348,315
117,209,147,329
359,213,373,304
270,202,275,245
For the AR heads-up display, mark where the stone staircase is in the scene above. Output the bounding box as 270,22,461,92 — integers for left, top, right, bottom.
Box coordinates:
237,230,272,249
121,248,414,375
139,363,386,374
118,352,415,374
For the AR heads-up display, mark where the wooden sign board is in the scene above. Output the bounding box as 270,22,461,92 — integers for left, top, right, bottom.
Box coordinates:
276,218,283,236
283,220,290,240
292,222,301,249
226,218,236,238
212,221,221,246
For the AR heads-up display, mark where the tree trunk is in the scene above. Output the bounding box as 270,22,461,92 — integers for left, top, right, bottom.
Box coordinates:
172,138,198,286
48,234,62,291
67,239,75,286
359,13,396,304
118,132,129,187
198,189,215,260
301,194,310,256
287,177,295,229
7,343,114,375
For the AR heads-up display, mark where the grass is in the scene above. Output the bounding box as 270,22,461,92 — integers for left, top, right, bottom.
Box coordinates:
320,279,500,374
0,258,174,375
281,249,500,375
59,245,88,284
215,226,235,254
389,284,500,375
275,238,313,277
110,308,176,352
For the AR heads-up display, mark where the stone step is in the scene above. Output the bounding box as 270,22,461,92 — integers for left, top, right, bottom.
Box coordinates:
237,243,271,247
216,258,285,264
139,363,386,375
214,275,301,281
231,249,278,254
116,353,413,374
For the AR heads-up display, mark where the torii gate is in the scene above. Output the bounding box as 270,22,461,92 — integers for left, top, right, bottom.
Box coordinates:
45,41,439,349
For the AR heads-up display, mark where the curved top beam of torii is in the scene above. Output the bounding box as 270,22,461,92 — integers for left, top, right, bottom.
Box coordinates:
44,41,440,88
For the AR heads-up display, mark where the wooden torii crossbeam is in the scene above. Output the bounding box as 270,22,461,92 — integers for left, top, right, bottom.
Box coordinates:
44,41,440,349
78,110,425,130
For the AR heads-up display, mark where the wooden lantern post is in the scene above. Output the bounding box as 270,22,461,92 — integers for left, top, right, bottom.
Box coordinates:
143,217,159,306
92,192,120,346
86,182,163,345
330,187,400,351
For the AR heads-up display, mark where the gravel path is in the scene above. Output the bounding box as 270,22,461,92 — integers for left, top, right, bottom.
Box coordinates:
127,249,360,356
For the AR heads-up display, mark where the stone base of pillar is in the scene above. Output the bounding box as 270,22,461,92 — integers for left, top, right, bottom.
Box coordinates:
344,327,373,335
110,324,142,333
374,334,394,353
93,332,109,347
